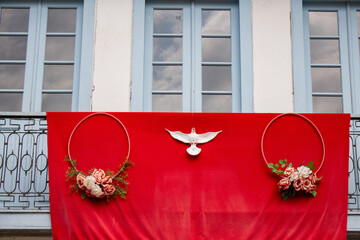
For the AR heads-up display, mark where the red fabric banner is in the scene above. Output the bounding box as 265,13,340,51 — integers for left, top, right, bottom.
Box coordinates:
47,113,350,239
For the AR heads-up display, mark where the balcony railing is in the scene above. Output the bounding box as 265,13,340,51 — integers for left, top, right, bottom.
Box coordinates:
0,114,359,213
0,113,48,212
349,116,360,213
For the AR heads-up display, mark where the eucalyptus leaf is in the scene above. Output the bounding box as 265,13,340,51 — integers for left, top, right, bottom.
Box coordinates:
275,163,279,169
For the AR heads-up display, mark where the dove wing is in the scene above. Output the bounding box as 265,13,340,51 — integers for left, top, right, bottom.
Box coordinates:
196,130,222,144
166,129,191,144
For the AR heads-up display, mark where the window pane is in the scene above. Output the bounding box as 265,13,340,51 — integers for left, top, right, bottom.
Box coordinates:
202,95,231,112
202,65,231,91
43,65,73,90
153,66,182,90
45,36,75,61
0,93,22,111
310,39,339,64
0,8,29,32
313,96,342,113
0,36,27,60
311,67,341,93
309,11,338,36
0,65,25,89
202,10,230,34
154,9,182,34
42,93,72,112
153,37,182,62
47,8,77,33
152,94,182,112
202,38,230,62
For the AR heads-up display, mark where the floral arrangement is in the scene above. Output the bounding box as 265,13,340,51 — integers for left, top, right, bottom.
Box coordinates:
65,157,133,200
268,159,322,200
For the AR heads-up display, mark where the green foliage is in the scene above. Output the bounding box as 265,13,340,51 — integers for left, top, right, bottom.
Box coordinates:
105,170,114,177
306,160,315,170
267,159,288,175
280,185,296,200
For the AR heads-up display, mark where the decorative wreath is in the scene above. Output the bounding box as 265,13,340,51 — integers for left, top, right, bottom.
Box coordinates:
65,113,133,200
261,113,324,200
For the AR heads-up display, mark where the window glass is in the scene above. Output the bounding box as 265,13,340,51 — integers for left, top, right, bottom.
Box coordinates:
47,8,76,33
152,95,182,112
202,10,230,34
0,8,29,32
154,9,182,34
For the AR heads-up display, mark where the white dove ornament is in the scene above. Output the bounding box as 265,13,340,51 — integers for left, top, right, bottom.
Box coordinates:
166,127,222,156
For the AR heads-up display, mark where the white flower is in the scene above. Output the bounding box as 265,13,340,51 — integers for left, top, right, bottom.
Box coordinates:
90,184,103,197
83,176,96,190
290,171,301,182
297,166,312,178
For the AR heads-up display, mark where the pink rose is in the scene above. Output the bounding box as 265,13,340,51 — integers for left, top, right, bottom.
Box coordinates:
284,167,295,177
293,178,303,191
92,169,106,184
278,178,291,190
308,174,317,185
103,184,116,196
76,173,86,190
301,179,312,191
101,176,112,185
306,184,316,194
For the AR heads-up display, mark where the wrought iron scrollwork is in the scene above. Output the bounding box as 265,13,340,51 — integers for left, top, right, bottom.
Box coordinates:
349,117,360,213
0,114,49,211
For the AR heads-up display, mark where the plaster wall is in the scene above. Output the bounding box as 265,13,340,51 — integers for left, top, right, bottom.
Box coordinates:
91,0,133,111
252,0,294,113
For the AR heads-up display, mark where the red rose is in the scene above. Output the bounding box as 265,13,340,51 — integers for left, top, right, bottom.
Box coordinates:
76,173,86,190
92,169,106,184
103,184,116,196
278,178,291,190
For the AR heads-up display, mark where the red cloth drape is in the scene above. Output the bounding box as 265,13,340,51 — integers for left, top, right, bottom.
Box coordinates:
47,113,349,240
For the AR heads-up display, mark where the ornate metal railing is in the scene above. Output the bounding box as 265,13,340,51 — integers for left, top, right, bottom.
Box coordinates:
0,114,359,212
0,113,48,212
349,116,360,213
